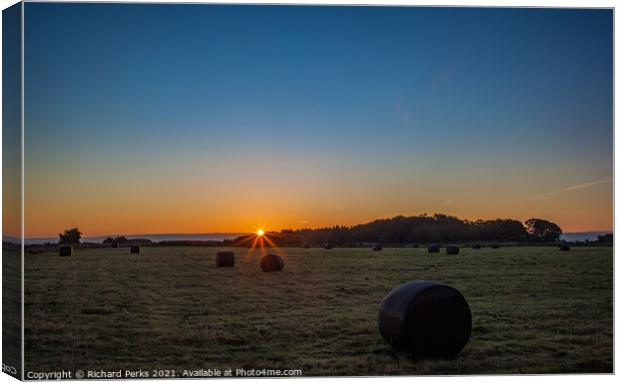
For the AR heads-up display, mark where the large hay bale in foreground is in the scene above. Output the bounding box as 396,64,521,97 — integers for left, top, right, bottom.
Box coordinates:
260,254,284,272
130,245,140,254
378,280,472,357
215,251,235,267
372,243,383,251
427,244,440,253
446,245,460,255
59,246,73,257
560,243,570,251
324,243,333,250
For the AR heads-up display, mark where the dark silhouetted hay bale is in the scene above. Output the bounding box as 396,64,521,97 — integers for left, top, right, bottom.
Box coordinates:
446,245,460,255
372,243,383,251
560,243,570,251
302,243,310,249
260,254,284,272
472,244,481,249
59,246,73,257
130,245,140,254
491,244,500,249
427,244,440,253
215,251,235,267
378,280,472,357
324,243,333,249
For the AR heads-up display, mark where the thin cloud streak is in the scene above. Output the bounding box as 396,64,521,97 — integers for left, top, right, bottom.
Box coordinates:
528,177,612,200
565,178,612,191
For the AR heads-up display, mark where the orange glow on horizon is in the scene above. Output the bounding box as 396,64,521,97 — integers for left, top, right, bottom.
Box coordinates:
22,173,612,237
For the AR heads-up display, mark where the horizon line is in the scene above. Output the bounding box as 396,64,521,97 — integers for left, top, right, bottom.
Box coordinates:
7,229,615,241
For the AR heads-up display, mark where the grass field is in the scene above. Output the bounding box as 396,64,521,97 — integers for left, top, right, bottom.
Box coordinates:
24,246,612,375
3,248,22,378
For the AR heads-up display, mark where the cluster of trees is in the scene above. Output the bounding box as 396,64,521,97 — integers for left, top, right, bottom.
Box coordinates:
58,228,82,244
597,234,613,244
57,231,153,246
247,214,564,246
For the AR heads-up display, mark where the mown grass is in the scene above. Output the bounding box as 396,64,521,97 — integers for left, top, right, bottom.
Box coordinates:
24,246,612,375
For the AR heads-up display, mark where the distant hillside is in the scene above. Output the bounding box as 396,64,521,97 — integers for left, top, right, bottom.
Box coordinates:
561,231,613,242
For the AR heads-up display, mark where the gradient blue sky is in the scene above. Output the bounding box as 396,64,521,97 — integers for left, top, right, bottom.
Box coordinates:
23,4,613,236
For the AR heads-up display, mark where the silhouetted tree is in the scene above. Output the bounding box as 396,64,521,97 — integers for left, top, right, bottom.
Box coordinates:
524,218,562,242
58,228,82,245
597,233,613,245
115,236,129,244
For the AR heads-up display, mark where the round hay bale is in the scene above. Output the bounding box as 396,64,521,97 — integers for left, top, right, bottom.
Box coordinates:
560,243,570,251
378,280,472,357
472,244,481,249
372,243,383,251
215,251,235,267
324,243,333,250
302,243,310,249
130,245,140,254
445,245,460,255
59,246,73,257
260,254,284,272
491,244,500,249
427,244,440,253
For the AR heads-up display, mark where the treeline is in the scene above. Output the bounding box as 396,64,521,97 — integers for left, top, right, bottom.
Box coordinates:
242,214,566,246
102,236,152,246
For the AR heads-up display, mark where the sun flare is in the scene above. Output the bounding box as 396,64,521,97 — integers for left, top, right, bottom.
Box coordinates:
256,229,265,236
